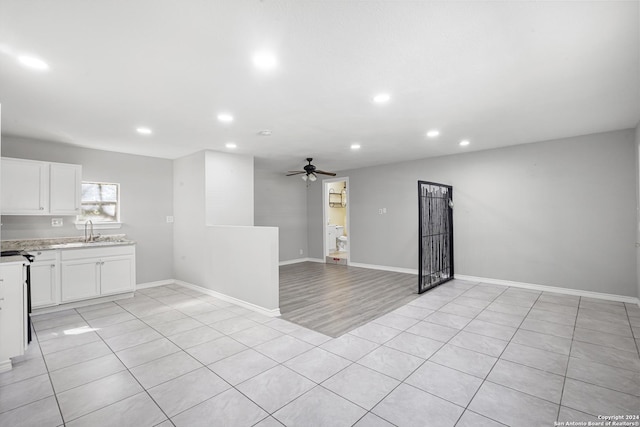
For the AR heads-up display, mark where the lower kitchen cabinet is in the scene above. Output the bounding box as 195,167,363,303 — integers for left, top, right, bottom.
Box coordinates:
0,261,27,371
29,250,58,308
59,245,136,303
100,256,135,296
60,259,100,302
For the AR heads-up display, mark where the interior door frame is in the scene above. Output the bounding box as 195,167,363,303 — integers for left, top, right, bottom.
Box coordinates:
322,176,350,264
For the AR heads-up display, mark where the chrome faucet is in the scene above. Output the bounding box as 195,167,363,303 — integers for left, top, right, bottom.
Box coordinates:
84,220,94,242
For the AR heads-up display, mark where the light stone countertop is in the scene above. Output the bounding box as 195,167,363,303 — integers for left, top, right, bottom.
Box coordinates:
1,234,136,252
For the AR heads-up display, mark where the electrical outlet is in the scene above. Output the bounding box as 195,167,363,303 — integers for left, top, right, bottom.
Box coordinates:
51,218,63,227
166,216,174,223
378,208,383,214
299,249,304,255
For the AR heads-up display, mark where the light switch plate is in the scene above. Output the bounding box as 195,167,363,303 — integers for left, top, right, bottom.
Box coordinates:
51,218,63,227
166,216,174,223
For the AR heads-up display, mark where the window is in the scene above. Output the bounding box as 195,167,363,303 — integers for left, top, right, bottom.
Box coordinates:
77,182,120,224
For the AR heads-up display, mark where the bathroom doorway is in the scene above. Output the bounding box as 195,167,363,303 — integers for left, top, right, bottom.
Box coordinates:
323,177,350,265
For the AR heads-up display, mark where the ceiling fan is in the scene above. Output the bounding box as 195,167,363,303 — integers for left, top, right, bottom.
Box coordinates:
286,158,336,182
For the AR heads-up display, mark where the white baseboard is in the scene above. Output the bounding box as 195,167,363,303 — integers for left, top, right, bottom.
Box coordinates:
279,257,325,266
0,359,12,373
455,274,640,305
136,279,174,290
349,262,419,275
279,258,308,266
173,280,281,317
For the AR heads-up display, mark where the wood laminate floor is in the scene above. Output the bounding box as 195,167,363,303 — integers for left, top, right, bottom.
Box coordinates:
279,262,419,337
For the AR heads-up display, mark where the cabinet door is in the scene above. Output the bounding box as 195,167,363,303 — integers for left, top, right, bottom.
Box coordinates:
100,256,134,295
60,260,99,302
30,261,57,308
1,158,48,214
50,163,82,215
0,263,26,363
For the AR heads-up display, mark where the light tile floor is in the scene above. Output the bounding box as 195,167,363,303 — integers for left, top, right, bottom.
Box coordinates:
1,280,639,426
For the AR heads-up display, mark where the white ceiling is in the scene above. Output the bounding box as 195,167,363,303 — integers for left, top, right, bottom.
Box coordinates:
0,1,638,173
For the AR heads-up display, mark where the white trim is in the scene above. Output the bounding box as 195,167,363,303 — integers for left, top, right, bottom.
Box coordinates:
279,258,308,266
136,279,174,289
279,257,325,266
323,177,350,265
455,274,640,305
0,359,13,373
173,280,281,317
349,262,419,275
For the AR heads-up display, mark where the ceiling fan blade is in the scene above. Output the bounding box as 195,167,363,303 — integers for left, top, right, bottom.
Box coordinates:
286,171,306,176
316,170,337,176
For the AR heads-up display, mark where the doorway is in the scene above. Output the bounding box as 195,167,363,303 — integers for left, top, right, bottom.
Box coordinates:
418,180,454,293
323,177,350,265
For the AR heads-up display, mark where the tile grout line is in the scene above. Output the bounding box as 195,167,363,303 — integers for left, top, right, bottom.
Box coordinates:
19,281,637,426
74,305,177,426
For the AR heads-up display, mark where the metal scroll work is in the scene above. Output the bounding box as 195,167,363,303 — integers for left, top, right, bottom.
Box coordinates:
418,181,454,293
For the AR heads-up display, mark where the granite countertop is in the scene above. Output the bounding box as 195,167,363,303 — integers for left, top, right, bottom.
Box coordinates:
1,234,136,252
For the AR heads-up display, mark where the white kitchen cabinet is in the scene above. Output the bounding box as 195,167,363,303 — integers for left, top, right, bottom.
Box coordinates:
60,246,135,303
100,256,135,296
29,251,58,308
50,162,82,215
60,259,100,302
1,158,48,214
0,157,82,216
0,261,27,372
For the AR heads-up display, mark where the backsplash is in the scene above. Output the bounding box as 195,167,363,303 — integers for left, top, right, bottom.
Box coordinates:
0,215,123,240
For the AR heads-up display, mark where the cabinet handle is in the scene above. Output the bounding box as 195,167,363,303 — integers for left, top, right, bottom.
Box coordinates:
50,264,55,268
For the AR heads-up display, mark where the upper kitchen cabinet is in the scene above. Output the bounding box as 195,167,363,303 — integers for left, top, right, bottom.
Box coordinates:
1,158,48,214
1,157,82,215
49,162,82,215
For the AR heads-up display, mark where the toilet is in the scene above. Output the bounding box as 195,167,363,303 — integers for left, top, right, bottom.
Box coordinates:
337,235,348,252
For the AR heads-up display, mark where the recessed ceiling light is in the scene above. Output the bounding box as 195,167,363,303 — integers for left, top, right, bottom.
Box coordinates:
372,93,391,104
252,51,277,70
257,130,272,136
459,140,470,147
350,143,361,150
225,142,237,149
18,55,49,71
136,127,152,135
217,113,234,123
426,130,440,138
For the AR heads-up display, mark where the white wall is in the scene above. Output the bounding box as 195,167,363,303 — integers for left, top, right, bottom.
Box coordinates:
206,226,279,311
174,150,279,311
1,135,174,284
205,151,254,226
173,151,206,286
307,129,637,297
254,166,309,261
636,122,640,299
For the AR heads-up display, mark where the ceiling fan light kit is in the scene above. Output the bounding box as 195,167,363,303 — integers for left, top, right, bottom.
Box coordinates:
286,158,336,183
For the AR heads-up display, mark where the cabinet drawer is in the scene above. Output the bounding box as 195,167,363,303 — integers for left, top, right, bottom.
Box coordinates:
28,250,57,262
61,245,135,261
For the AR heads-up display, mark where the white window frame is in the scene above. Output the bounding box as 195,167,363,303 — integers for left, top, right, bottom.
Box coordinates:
74,181,122,230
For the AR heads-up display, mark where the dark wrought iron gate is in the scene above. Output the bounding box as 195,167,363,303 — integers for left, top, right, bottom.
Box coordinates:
418,181,454,293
